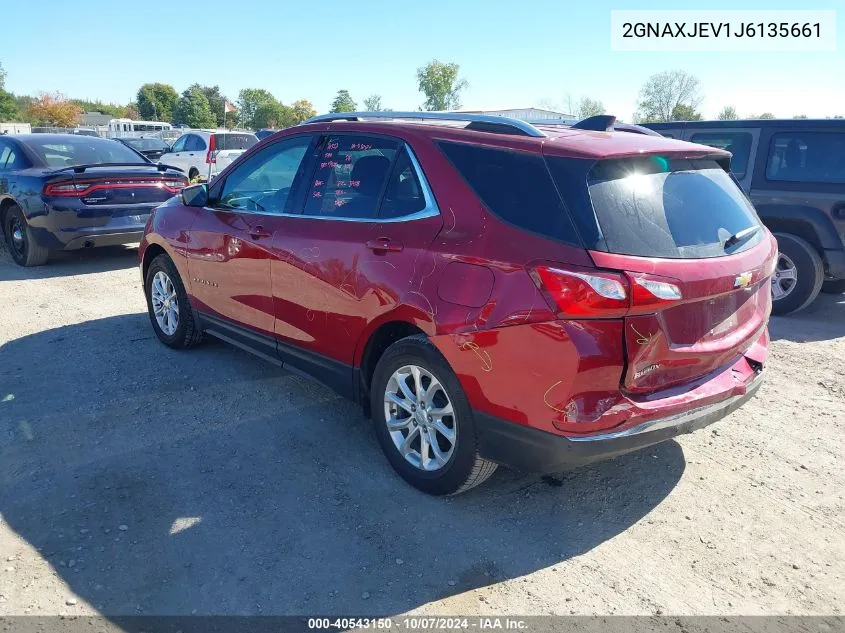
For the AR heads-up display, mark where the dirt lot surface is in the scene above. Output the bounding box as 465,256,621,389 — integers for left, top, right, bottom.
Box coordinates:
1,242,843,618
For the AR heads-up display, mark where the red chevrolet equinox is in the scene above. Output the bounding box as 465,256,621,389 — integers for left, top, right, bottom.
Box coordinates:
139,112,775,495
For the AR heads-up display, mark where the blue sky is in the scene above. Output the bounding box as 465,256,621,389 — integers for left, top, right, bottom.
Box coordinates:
2,0,842,120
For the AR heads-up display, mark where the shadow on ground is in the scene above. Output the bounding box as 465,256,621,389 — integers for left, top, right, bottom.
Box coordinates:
769,292,845,343
0,314,685,616
0,243,138,282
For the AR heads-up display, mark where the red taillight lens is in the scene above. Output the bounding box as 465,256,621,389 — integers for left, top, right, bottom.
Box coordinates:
531,266,682,318
628,274,682,309
43,182,89,196
533,266,629,317
206,135,217,164
162,178,188,192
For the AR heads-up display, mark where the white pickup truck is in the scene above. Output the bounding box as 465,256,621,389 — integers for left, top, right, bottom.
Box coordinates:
160,131,258,181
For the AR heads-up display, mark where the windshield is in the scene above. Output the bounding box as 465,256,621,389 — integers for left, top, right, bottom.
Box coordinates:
27,138,148,168
582,157,762,259
123,138,167,151
213,133,258,151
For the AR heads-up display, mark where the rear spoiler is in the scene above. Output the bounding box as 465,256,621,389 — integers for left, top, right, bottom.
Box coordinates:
46,162,182,175
571,115,663,137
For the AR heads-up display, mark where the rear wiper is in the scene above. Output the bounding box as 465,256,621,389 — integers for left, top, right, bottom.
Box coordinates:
724,226,760,250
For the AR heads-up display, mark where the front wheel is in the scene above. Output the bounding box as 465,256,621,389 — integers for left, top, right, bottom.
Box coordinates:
144,254,202,348
771,233,824,316
370,335,497,495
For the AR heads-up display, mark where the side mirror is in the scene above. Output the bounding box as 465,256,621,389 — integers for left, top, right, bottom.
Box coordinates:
181,183,208,207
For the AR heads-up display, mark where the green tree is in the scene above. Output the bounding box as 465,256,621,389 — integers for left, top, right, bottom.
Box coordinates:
749,112,775,119
575,97,605,119
0,90,18,122
290,99,316,124
237,88,277,129
188,84,228,126
172,87,216,128
363,94,384,111
137,83,178,122
0,62,7,91
670,103,702,121
330,89,357,113
718,105,738,120
636,69,702,122
417,60,467,111
793,114,808,119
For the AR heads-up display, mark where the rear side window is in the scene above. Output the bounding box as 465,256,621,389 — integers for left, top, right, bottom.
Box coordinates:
304,135,398,219
766,132,845,183
379,148,426,218
583,157,761,259
690,132,753,178
438,141,579,245
214,133,258,151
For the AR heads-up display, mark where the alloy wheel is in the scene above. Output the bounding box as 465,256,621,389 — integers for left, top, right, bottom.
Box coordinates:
151,271,179,336
383,364,457,472
9,216,26,260
772,252,798,301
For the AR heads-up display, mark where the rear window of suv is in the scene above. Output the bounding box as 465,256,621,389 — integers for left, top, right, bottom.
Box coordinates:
437,141,580,245
213,133,258,151
580,157,762,259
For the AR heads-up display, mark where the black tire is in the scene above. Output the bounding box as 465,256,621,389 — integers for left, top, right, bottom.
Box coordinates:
771,233,824,316
370,334,497,495
144,254,203,349
821,279,845,295
3,204,49,267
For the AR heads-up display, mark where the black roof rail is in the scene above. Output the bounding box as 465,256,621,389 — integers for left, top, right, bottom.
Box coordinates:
612,123,663,137
302,111,546,138
571,115,617,132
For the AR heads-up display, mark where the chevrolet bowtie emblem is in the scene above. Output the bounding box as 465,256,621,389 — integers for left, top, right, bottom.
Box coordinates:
734,271,753,288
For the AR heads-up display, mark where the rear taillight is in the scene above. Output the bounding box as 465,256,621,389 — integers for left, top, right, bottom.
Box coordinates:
162,179,188,192
43,183,89,196
531,265,683,318
206,135,217,164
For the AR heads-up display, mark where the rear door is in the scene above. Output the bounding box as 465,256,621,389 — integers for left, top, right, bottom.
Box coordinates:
548,153,777,394
267,132,443,374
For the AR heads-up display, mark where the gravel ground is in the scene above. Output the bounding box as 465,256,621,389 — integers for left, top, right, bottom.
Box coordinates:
0,242,843,617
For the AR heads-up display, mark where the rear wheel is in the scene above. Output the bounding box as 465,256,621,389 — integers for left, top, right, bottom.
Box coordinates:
144,254,202,349
821,279,845,295
771,233,824,316
370,335,497,495
3,205,49,267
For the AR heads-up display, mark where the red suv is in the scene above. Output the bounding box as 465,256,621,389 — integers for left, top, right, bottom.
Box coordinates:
139,112,776,495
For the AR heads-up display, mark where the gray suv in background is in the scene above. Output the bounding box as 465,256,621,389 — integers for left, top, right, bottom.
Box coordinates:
645,119,845,315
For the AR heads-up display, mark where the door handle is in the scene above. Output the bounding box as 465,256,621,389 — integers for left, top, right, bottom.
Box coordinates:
248,225,272,239
365,238,403,253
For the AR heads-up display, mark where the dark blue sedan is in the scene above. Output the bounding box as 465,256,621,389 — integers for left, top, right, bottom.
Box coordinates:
0,134,187,266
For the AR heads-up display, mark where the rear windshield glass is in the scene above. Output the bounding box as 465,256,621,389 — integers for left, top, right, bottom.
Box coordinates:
27,138,148,167
123,138,167,151
213,133,258,151
583,157,761,259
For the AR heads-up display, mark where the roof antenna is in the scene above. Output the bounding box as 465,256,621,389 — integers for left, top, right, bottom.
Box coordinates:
571,115,617,132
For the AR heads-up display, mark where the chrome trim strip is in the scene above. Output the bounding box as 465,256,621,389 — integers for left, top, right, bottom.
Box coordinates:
569,371,765,443
302,111,547,138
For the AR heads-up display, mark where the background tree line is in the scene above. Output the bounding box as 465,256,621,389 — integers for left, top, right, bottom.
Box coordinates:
1,60,842,129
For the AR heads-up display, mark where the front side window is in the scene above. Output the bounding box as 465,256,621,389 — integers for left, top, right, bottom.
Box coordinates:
171,136,187,153
766,132,845,183
690,132,753,178
303,135,398,219
216,135,312,214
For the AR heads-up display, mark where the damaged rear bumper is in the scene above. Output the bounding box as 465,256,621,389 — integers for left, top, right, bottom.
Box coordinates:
474,370,764,473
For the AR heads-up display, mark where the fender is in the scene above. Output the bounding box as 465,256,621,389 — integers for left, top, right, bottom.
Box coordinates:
754,203,843,251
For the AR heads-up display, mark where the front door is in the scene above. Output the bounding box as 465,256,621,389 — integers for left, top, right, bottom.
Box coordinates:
185,134,316,356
